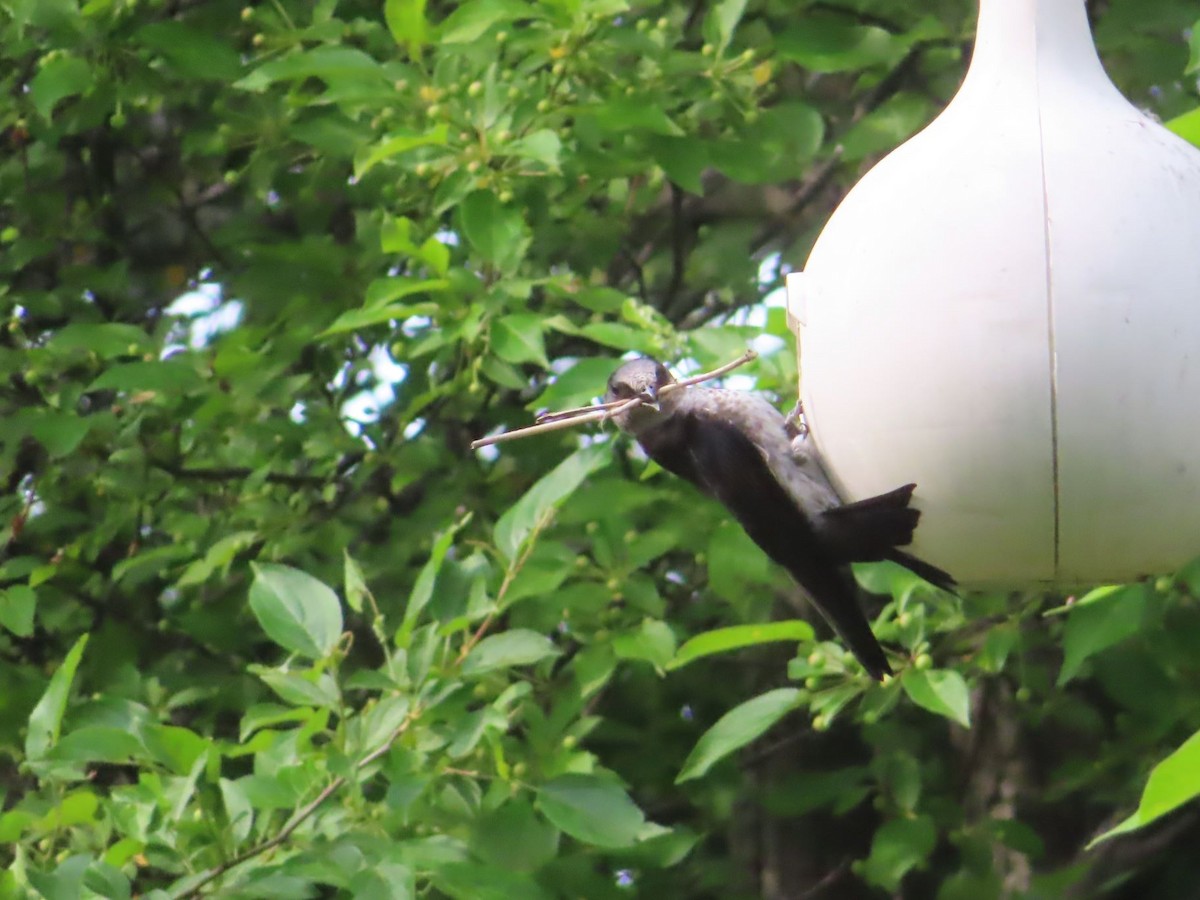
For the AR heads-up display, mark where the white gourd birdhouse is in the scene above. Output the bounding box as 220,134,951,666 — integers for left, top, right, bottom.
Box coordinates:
787,0,1200,588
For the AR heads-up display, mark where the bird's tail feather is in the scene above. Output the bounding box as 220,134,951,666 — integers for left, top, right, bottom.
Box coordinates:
789,565,893,681
821,483,921,559
886,549,958,594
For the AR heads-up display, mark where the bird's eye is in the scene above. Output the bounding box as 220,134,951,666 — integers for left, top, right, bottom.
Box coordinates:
611,382,633,399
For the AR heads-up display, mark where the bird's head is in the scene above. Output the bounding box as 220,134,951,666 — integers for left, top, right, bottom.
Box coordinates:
605,357,677,432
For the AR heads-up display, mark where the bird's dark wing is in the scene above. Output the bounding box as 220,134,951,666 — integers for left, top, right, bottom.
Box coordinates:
637,412,892,679
820,485,957,592
817,484,920,561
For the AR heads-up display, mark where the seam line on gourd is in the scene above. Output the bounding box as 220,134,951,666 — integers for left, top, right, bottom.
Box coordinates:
1033,10,1062,580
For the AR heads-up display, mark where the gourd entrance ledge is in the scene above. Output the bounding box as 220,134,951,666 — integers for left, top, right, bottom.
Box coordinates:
786,0,1200,589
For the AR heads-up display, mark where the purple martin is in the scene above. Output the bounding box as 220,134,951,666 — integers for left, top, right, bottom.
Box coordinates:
605,358,955,680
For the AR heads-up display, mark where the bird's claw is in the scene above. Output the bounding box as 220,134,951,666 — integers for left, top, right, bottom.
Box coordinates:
784,398,809,439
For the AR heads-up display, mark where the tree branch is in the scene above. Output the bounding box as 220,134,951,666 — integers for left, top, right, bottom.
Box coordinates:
171,707,421,899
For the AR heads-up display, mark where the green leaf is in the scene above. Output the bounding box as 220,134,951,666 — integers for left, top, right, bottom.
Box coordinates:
142,724,208,775
136,22,242,81
439,0,537,44
506,130,562,168
494,444,610,559
399,517,468,644
1044,583,1126,616
669,621,815,670
40,792,100,829
1090,729,1200,847
491,313,549,367
47,323,153,358
577,321,661,354
26,635,89,761
706,520,775,600
528,357,619,412
536,773,646,848
176,530,258,588
432,863,549,900
580,98,683,135
1167,107,1200,148
1057,583,1147,684
248,563,343,659
82,862,131,900
0,585,37,637
708,102,825,183
704,0,747,53
30,55,92,119
361,695,412,749
775,18,898,72
1188,26,1200,74
87,360,202,393
353,125,450,178
418,235,451,275
902,669,971,728
250,666,341,708
471,799,560,871
460,629,561,676
459,190,528,270
838,93,932,162
50,726,145,764
612,619,676,668
238,704,316,742
344,551,369,614
29,413,90,458
220,777,255,843
646,135,709,194
366,276,451,307
860,815,937,891
289,112,372,156
237,46,386,91
320,299,442,337
28,855,92,900
676,688,802,783
480,355,529,390
502,541,577,605
385,0,428,56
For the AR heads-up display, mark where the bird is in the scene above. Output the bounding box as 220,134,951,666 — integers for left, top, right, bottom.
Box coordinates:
604,357,956,680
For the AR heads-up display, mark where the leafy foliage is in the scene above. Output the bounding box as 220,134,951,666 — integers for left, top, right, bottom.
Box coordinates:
3,0,1200,897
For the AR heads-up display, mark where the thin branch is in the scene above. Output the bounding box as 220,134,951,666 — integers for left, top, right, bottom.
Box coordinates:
470,350,758,450
153,452,363,490
535,397,632,423
455,509,550,662
748,147,844,256
664,183,688,313
469,399,640,450
172,708,421,899
671,349,758,388
155,462,327,488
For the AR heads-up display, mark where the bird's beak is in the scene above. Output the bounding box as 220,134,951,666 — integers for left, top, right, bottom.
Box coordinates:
636,386,659,411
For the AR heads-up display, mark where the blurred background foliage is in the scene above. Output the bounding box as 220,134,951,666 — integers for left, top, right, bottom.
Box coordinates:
3,0,1200,896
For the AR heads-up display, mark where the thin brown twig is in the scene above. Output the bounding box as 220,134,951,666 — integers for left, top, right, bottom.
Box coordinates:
534,397,631,423
454,508,549,662
171,708,420,899
469,398,643,450
547,348,759,416
470,349,758,450
670,349,758,389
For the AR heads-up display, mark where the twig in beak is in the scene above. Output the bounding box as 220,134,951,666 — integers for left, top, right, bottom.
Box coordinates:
665,349,758,392
469,349,758,450
471,397,645,449
534,397,632,424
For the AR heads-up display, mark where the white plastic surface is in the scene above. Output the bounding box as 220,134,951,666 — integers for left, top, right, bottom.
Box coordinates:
790,0,1200,587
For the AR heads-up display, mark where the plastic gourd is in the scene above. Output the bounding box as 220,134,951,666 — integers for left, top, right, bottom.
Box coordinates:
787,0,1200,588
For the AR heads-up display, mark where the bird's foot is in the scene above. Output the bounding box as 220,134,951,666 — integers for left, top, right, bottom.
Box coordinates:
784,398,809,439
